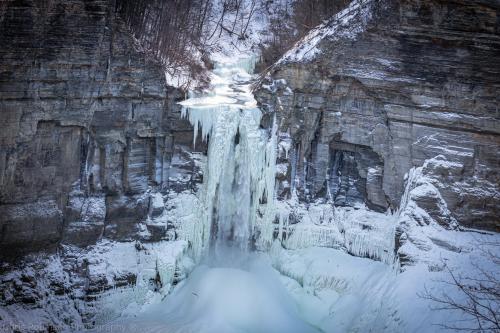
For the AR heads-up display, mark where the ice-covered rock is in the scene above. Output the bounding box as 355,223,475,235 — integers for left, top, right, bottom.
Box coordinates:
271,198,396,264
255,0,500,231
148,192,165,219
395,156,475,267
0,240,191,332
62,191,106,247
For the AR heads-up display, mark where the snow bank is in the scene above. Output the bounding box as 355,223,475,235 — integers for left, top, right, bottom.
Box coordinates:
106,256,320,333
270,239,500,333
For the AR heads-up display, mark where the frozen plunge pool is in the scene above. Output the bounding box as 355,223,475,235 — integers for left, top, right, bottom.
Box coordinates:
88,239,496,333
110,253,322,333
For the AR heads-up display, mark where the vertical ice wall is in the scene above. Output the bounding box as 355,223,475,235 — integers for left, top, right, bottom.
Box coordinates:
179,56,277,261
178,55,398,266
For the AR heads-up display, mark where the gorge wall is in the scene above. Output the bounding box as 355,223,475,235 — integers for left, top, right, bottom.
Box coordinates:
0,0,202,260
256,0,500,232
0,0,499,330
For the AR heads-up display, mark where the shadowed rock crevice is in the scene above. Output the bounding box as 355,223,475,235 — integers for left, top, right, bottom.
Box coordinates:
327,141,387,212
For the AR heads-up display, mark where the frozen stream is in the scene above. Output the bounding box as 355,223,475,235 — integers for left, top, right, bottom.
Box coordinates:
178,56,277,260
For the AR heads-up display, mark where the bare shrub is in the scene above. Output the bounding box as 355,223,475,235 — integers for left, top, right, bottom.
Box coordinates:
421,240,500,332
257,0,350,70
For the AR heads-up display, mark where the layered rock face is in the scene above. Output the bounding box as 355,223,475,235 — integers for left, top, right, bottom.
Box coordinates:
256,0,500,231
0,0,201,259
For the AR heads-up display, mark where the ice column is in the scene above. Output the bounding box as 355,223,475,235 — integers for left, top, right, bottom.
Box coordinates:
179,55,277,261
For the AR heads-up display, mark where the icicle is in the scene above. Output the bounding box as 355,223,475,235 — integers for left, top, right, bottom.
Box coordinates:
177,55,277,261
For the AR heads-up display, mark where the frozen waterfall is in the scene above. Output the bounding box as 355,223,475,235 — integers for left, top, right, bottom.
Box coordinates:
97,56,321,333
179,56,277,261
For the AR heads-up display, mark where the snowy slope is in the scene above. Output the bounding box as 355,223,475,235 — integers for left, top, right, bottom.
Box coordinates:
272,237,499,333
278,0,375,64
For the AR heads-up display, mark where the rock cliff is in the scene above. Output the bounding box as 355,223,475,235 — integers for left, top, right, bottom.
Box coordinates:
256,0,500,232
0,0,202,259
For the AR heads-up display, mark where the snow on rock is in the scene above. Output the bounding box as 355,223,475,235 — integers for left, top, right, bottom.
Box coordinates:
0,255,82,332
266,153,494,271
395,155,484,268
148,192,164,219
0,240,191,332
83,240,191,325
278,0,375,64
62,191,107,247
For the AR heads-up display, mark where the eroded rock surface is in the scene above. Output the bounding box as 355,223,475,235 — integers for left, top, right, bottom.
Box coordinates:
0,0,203,259
256,0,500,231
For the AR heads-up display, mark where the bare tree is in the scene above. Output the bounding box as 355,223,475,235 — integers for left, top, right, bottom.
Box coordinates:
292,0,348,34
116,0,215,88
240,0,257,38
257,0,350,70
116,0,352,82
421,240,500,332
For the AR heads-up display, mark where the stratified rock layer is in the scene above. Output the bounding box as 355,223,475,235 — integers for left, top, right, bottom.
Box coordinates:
0,0,202,259
256,0,500,231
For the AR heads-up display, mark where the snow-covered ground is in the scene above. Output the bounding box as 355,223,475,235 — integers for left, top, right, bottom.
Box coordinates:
272,235,499,333
102,253,320,333
74,229,498,333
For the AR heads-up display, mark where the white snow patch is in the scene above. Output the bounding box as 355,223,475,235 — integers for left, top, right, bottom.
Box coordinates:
278,0,374,64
